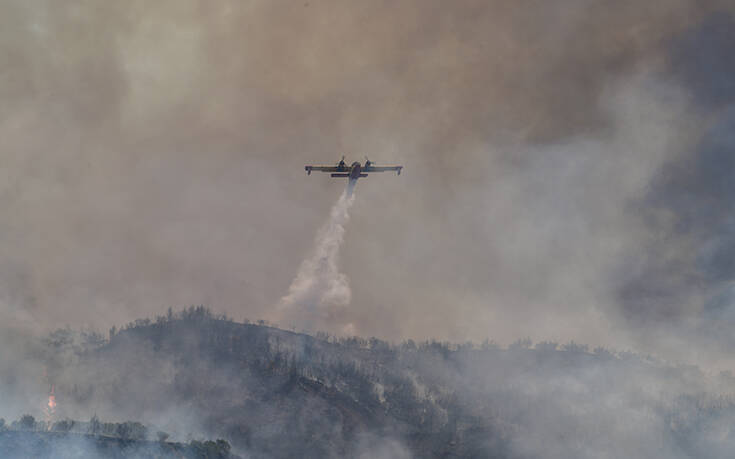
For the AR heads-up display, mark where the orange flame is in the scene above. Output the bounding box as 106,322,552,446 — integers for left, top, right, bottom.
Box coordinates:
44,385,56,427
48,385,56,411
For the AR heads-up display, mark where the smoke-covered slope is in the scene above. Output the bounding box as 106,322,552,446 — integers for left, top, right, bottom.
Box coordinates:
38,309,735,458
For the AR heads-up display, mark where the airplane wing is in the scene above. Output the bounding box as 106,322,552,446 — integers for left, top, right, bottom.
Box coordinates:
305,165,340,173
363,165,403,174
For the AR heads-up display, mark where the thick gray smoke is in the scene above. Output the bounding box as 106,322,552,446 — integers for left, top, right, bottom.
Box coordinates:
277,182,356,333
2,0,735,366
4,10,735,453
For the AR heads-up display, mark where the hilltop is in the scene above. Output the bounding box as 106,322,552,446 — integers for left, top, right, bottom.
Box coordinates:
34,307,735,458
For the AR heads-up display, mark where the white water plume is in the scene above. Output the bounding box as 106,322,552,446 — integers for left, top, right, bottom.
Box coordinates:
277,181,357,331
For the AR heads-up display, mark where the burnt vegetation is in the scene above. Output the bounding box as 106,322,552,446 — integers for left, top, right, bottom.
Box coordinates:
36,306,735,458
0,414,235,459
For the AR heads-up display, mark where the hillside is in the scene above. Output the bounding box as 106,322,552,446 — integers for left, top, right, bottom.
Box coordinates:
35,307,735,458
0,429,236,459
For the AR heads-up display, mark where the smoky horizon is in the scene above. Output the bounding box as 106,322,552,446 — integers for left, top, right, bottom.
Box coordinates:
1,1,735,371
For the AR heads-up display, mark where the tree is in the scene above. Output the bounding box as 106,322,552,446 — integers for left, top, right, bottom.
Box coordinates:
562,341,588,353
593,346,614,360
116,422,132,439
535,341,559,352
215,439,232,455
53,419,75,433
190,439,232,458
89,415,101,435
157,431,170,443
119,421,147,440
19,415,35,430
509,337,532,350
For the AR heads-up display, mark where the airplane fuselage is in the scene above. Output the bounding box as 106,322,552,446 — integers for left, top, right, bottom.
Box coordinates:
328,161,368,179
348,161,362,180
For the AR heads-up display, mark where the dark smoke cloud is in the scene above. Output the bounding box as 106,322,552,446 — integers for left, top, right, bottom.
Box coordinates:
1,1,735,365
670,12,735,109
612,9,735,363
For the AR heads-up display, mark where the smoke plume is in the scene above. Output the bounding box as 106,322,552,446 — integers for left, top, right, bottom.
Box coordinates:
1,0,735,373
277,182,356,333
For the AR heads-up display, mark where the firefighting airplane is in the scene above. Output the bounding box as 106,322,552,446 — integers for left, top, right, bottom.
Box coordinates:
305,157,402,182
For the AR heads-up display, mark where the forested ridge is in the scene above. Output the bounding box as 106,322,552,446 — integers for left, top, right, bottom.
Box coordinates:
34,307,735,458
0,414,236,459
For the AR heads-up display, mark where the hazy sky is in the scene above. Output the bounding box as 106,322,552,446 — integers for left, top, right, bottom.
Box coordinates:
2,1,735,366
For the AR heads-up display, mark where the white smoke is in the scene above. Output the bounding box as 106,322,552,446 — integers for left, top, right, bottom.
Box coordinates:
276,181,357,332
